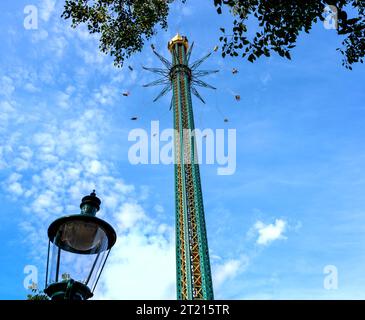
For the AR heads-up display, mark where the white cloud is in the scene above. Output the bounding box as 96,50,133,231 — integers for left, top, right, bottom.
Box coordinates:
93,85,118,106
96,217,176,299
2,105,133,252
139,185,150,201
260,72,272,85
19,146,33,160
78,45,106,65
8,181,24,196
73,24,99,42
128,70,138,84
56,91,70,109
0,143,13,170
213,256,249,289
8,172,22,183
154,204,164,213
13,158,31,171
49,36,68,58
24,82,40,93
0,101,16,131
31,29,49,43
4,173,24,197
254,219,287,245
87,159,104,175
115,203,147,231
34,132,56,155
0,100,15,113
39,62,55,84
40,0,56,22
0,76,15,97
182,6,193,16
65,85,75,95
31,190,57,218
0,150,5,170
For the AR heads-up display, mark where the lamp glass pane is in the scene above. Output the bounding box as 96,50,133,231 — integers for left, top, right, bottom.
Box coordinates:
46,242,110,292
46,218,112,292
55,220,108,254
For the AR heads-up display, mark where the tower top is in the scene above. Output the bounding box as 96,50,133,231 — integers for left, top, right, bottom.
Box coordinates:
168,33,189,52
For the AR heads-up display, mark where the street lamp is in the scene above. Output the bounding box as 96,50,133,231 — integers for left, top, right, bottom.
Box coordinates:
44,190,116,300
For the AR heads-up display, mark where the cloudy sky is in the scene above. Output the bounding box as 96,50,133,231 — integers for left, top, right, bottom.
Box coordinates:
1,1,365,299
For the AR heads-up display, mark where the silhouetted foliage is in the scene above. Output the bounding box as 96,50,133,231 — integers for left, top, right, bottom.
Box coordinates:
62,0,175,67
27,288,49,300
214,0,364,69
62,0,364,69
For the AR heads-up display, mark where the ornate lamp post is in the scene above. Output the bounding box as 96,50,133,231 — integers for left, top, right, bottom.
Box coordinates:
44,191,116,300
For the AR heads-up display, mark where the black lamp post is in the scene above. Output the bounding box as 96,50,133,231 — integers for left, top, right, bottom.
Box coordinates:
44,191,116,300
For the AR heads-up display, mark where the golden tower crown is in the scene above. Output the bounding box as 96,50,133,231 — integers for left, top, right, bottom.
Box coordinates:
168,33,189,52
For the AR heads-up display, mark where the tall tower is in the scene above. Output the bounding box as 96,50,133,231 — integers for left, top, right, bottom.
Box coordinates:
144,34,217,300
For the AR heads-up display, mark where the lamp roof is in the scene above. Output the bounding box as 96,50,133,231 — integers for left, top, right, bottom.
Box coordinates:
48,214,117,253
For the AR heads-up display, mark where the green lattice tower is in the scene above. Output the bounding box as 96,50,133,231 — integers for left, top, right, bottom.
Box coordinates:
168,35,214,300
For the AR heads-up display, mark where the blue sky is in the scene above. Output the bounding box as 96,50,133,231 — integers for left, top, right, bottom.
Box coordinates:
1,0,365,299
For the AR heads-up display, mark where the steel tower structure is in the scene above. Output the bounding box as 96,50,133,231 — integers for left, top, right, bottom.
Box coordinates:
144,34,217,300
